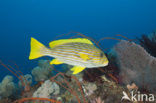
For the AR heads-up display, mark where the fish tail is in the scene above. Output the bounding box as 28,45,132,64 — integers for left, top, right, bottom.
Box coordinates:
29,37,48,60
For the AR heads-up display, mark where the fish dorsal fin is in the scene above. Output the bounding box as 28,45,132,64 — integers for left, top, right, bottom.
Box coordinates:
49,38,93,48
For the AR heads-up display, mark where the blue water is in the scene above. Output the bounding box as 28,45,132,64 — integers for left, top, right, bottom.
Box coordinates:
0,0,156,79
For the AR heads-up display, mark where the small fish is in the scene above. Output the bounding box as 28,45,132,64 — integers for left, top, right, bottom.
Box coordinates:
29,37,109,74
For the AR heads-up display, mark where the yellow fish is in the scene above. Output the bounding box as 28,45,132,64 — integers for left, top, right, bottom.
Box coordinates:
29,37,109,74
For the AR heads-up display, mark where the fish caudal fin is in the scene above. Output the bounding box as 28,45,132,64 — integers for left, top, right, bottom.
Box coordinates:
29,37,47,60
71,66,86,74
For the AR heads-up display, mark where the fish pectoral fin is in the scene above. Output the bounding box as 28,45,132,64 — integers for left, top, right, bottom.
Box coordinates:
80,53,89,61
50,59,63,65
70,66,86,74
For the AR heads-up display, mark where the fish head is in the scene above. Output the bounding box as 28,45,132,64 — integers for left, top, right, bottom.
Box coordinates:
89,52,109,67
99,52,109,66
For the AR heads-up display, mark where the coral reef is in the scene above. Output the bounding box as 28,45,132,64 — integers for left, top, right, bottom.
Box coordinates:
1,57,155,103
90,97,104,103
14,97,61,103
31,60,53,82
33,80,60,98
86,74,128,103
18,74,32,89
83,68,105,83
50,72,87,103
2,32,156,103
83,63,119,83
137,31,156,57
83,82,97,97
109,40,156,93
0,75,16,98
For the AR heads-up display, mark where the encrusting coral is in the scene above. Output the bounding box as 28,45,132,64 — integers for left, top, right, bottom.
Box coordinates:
109,40,156,93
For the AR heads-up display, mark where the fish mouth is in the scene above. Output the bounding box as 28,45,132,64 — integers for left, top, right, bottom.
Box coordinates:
103,60,109,66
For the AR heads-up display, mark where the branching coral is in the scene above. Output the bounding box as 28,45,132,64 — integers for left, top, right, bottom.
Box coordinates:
137,32,156,57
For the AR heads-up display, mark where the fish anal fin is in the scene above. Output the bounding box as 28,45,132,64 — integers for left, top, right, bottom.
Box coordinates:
49,38,93,48
50,59,63,65
70,66,86,74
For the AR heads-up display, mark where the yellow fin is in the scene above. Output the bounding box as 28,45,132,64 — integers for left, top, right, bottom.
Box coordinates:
49,38,93,48
70,66,86,74
80,53,89,61
29,37,46,60
50,59,63,65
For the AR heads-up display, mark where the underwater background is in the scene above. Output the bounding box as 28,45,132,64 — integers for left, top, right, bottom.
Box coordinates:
0,0,156,103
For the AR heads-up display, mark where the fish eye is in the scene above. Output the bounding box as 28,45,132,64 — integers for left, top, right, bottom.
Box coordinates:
100,53,104,57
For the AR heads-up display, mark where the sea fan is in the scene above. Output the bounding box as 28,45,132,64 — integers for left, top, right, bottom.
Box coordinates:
109,40,156,93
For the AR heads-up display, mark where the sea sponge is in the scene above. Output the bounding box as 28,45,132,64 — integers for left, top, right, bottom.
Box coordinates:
31,60,53,82
0,75,16,98
33,80,60,98
109,40,156,92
